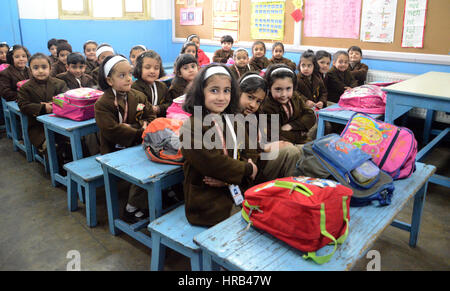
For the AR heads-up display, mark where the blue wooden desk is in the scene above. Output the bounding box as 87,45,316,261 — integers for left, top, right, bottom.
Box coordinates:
96,146,183,248
194,163,435,271
6,101,33,162
383,72,450,188
36,114,98,187
316,104,382,138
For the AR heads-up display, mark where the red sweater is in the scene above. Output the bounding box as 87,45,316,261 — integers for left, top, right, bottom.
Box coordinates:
197,48,210,67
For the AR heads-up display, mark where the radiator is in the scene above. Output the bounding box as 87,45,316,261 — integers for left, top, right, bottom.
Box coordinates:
367,70,450,124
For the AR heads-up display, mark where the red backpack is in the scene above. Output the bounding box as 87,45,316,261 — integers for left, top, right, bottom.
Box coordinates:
242,177,352,264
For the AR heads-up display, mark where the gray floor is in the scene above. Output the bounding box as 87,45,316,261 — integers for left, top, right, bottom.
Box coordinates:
0,124,449,271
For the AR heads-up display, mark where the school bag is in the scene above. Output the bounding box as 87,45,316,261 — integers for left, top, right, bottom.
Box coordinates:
329,84,387,114
166,95,191,121
340,112,417,180
142,117,184,165
242,176,352,265
0,64,9,72
52,88,103,121
295,134,395,207
16,79,29,90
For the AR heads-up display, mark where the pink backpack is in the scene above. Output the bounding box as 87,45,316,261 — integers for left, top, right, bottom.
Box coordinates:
166,95,191,121
340,113,417,180
335,85,387,114
53,88,103,121
0,63,9,72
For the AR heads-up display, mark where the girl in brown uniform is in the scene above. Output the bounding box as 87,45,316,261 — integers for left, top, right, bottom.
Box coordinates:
0,45,31,101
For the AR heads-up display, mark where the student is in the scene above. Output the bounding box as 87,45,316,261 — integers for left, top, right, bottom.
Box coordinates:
348,46,368,86
47,38,58,65
90,44,115,84
129,45,147,68
261,64,316,145
167,54,199,104
229,48,253,81
186,34,210,67
180,42,198,60
18,53,68,152
237,72,301,182
50,42,72,77
131,50,169,117
268,42,296,71
181,64,259,226
327,50,358,104
0,42,9,64
249,41,270,72
94,55,156,223
56,53,96,89
212,35,234,64
83,40,98,76
296,50,327,110
315,50,331,86
0,45,31,101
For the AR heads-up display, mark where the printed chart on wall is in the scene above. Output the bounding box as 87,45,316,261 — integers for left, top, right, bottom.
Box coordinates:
360,0,397,43
401,0,428,48
303,0,361,39
251,0,286,41
213,0,240,41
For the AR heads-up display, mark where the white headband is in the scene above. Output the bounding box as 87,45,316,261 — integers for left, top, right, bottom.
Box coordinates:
96,46,114,58
271,67,294,76
135,45,147,51
204,66,231,81
240,74,264,84
104,56,128,77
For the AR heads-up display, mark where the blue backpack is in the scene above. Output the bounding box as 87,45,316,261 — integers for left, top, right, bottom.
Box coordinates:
295,134,394,207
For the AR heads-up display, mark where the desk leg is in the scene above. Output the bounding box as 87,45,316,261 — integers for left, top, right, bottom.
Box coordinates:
103,166,121,235
409,182,429,247
70,132,85,203
385,94,395,124
146,180,162,222
423,110,435,144
202,253,213,271
316,117,325,139
44,126,60,187
9,112,19,152
20,114,33,162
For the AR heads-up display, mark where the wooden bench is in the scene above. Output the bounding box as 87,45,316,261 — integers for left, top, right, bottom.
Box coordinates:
148,204,207,271
64,154,103,227
194,162,436,271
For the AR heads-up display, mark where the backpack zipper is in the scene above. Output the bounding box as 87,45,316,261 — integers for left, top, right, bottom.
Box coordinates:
378,127,400,169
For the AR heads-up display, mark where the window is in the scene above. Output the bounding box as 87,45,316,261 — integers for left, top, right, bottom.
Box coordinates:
59,0,149,20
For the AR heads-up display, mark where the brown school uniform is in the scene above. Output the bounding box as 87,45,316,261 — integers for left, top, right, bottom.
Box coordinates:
85,60,98,77
56,71,96,90
261,91,316,145
326,66,358,103
0,65,31,101
349,62,369,86
249,56,270,71
212,49,234,64
269,57,297,72
90,67,100,86
49,55,58,65
180,115,259,226
94,88,156,155
131,79,169,117
165,76,188,113
229,64,254,81
17,77,68,148
50,60,67,77
296,73,328,107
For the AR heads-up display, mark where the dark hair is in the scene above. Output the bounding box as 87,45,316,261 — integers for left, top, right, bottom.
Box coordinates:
220,35,234,44
298,49,318,75
98,54,129,90
272,42,284,53
29,53,51,67
129,45,146,57
348,46,363,56
7,45,31,66
183,64,239,115
133,50,166,79
57,42,73,56
180,42,198,59
252,41,266,54
67,52,86,65
0,42,10,50
333,50,349,62
174,53,198,76
315,50,331,61
264,64,297,99
239,71,267,94
83,40,98,52
47,38,58,49
186,34,199,42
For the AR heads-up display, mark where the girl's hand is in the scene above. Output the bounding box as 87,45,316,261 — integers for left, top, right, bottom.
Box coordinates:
248,158,258,181
152,105,160,114
122,123,132,128
344,86,352,91
281,124,292,131
305,100,315,109
203,176,227,187
142,121,148,129
316,101,324,109
45,103,53,113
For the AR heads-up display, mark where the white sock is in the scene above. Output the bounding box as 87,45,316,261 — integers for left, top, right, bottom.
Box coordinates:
135,211,144,218
126,204,137,213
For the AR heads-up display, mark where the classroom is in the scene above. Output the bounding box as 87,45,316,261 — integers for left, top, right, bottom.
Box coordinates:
0,0,449,274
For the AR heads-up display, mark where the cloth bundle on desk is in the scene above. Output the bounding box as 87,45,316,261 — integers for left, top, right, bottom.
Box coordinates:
242,176,352,265
166,95,191,121
295,134,395,207
331,84,387,114
142,117,184,165
341,113,417,180
52,88,103,121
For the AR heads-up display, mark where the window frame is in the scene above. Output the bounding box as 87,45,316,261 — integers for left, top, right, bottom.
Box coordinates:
58,0,150,20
